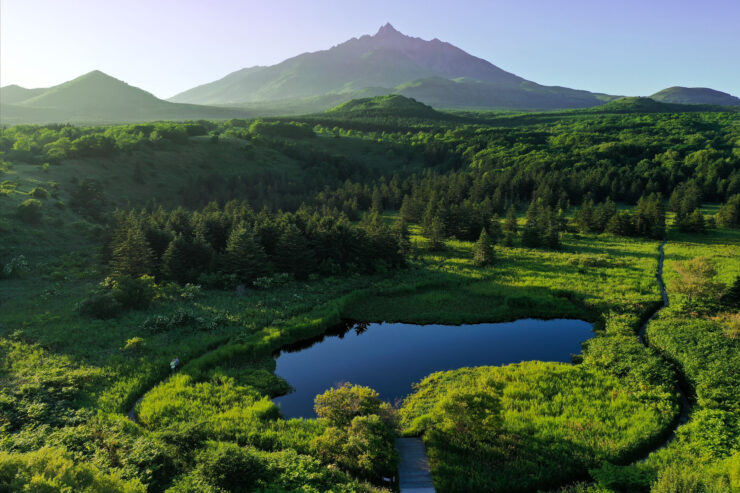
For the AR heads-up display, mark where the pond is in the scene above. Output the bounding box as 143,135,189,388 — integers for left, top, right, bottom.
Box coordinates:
273,318,594,418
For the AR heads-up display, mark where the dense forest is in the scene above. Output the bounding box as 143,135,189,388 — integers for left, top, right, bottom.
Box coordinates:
1,101,738,492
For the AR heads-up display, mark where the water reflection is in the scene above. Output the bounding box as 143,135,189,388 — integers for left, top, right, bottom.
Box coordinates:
273,318,593,418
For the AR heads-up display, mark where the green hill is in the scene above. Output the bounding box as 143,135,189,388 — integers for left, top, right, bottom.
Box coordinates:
394,77,618,110
650,86,740,106
584,96,737,114
0,84,47,104
0,71,253,124
325,94,443,118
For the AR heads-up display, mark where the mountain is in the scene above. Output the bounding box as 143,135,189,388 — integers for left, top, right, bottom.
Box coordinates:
0,71,252,124
170,23,620,110
650,86,740,106
0,85,47,104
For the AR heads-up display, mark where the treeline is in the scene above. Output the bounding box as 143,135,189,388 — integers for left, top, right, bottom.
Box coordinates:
0,122,209,162
221,119,315,140
574,194,666,239
109,201,407,287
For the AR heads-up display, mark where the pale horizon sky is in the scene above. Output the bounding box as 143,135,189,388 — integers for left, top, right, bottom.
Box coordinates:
1,0,739,100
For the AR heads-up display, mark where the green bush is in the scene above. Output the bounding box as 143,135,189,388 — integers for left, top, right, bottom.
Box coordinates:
313,383,395,428
651,464,706,493
189,442,268,492
30,186,49,199
589,462,652,492
311,384,398,482
107,275,157,310
1,255,30,279
0,447,145,492
79,292,123,319
16,198,42,223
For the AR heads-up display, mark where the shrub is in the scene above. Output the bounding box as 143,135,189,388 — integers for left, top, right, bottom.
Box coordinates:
1,255,30,279
30,186,49,199
180,283,202,300
79,292,123,319
190,442,268,492
651,464,705,493
252,273,292,290
124,337,145,352
0,447,145,492
311,384,398,483
312,414,398,482
16,198,42,223
107,275,157,310
590,462,652,492
431,388,502,446
314,383,395,428
142,309,205,333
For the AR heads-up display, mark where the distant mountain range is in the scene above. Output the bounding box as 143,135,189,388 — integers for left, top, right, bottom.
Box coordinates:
1,24,738,124
0,71,250,124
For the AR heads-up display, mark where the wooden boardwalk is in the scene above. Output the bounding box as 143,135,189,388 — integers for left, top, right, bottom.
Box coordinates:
396,437,436,492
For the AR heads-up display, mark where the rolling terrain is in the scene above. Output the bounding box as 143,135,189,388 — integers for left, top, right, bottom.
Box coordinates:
0,70,253,124
650,86,740,106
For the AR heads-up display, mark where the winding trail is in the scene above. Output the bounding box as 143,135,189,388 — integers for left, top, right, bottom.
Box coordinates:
633,240,690,461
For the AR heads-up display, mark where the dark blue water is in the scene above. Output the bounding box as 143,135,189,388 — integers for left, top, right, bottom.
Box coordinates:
273,318,593,418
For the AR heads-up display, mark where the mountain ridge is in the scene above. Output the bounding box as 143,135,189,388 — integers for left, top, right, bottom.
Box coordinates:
0,70,253,124
168,23,619,110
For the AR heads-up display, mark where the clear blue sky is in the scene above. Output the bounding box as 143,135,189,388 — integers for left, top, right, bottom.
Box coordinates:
2,0,738,99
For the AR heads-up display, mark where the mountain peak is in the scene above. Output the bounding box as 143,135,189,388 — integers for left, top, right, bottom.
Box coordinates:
374,22,403,38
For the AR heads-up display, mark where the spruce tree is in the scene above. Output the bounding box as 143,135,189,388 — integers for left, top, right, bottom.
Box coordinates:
488,214,502,244
428,215,445,251
225,222,267,283
111,218,154,277
521,200,542,248
473,229,495,266
399,195,413,222
161,235,193,283
504,206,518,233
393,217,412,258
544,224,560,250
274,224,314,279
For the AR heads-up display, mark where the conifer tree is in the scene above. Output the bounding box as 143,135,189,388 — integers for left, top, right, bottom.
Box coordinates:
428,215,445,251
488,214,502,244
111,217,154,277
393,217,412,258
544,223,560,250
521,200,542,248
473,229,495,266
399,195,413,222
161,235,193,283
225,222,267,283
504,206,518,233
274,224,314,279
